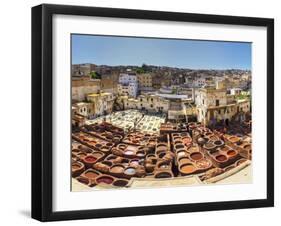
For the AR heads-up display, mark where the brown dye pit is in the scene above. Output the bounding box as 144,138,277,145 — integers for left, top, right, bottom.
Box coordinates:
107,155,116,160
118,144,127,150
113,179,128,187
190,152,203,161
85,171,99,179
155,172,172,178
110,165,124,174
77,153,87,158
227,150,237,157
72,163,82,170
216,154,227,162
180,164,196,174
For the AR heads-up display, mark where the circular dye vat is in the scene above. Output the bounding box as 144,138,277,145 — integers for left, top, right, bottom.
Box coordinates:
220,146,229,152
136,151,145,158
158,152,166,158
124,167,136,176
158,162,170,169
215,154,227,162
84,156,97,163
113,179,128,187
80,146,92,153
175,144,185,149
77,176,89,185
195,159,212,169
110,165,124,174
177,150,187,157
178,157,190,165
102,161,113,166
155,172,172,178
130,160,139,166
106,155,116,161
96,176,114,184
100,146,110,152
84,170,99,179
124,150,134,156
72,162,82,170
118,144,127,150
72,149,80,154
214,140,224,146
95,143,102,148
182,137,192,144
190,152,203,161
203,142,216,150
106,142,113,147
77,153,87,159
180,164,196,174
227,150,237,157
197,137,206,145
174,140,183,145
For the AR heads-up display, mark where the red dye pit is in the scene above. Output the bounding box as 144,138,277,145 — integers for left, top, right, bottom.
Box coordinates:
96,176,114,184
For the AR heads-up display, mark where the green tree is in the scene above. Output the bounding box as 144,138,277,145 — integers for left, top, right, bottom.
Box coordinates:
90,71,101,79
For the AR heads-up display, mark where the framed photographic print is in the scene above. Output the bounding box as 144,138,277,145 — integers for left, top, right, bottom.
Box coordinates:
32,4,274,221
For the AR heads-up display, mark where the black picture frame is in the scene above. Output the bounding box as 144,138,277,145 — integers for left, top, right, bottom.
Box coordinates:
32,4,274,222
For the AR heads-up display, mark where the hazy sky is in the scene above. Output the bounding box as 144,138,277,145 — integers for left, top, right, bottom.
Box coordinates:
72,34,251,70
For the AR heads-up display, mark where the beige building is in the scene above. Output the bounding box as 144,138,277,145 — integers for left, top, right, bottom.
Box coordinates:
72,102,94,117
122,93,194,122
87,92,115,116
122,93,169,113
137,73,153,90
72,76,101,101
195,80,250,125
101,73,119,94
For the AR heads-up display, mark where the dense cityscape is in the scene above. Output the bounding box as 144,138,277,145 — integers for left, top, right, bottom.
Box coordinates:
71,63,252,190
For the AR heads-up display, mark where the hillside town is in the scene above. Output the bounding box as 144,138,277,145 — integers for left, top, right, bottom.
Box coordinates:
71,63,252,190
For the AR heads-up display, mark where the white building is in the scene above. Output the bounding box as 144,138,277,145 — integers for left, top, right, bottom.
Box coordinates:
117,72,138,97
194,77,206,87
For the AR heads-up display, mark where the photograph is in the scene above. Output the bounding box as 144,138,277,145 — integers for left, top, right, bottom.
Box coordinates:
71,34,252,191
